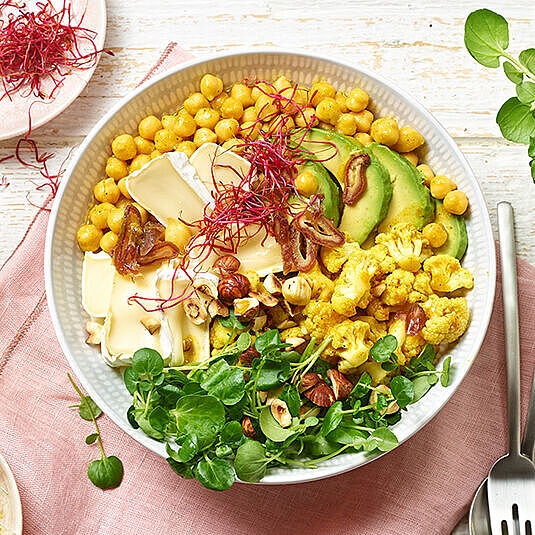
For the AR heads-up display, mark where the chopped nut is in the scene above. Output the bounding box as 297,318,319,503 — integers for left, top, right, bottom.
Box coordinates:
274,319,297,330
140,316,161,335
182,336,193,353
371,283,386,297
299,372,322,392
299,405,321,418
252,313,267,332
303,382,336,407
284,337,306,351
193,276,219,300
282,276,312,306
270,399,292,428
369,385,399,415
213,254,240,275
85,320,103,345
239,347,260,366
183,295,208,324
258,391,268,403
327,369,353,400
207,298,229,318
241,416,257,439
263,273,283,295
250,290,278,307
234,297,260,319
218,273,250,305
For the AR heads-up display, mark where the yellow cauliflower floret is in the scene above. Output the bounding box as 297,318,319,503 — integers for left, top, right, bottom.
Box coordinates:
375,223,430,272
423,255,474,293
403,334,427,360
357,315,388,342
320,240,361,273
421,295,470,344
210,321,236,350
300,300,345,340
387,315,408,365
366,298,393,321
368,243,396,278
331,319,373,374
409,271,434,303
382,269,415,306
301,262,334,301
331,250,375,316
280,326,305,340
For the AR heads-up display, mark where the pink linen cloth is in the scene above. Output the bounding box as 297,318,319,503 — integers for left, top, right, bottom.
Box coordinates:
1,44,535,535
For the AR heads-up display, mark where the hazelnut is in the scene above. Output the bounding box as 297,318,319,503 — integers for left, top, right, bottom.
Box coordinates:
234,297,260,319
85,320,103,345
182,336,193,353
299,372,322,393
270,399,292,428
303,381,336,407
207,298,229,318
218,273,250,305
183,295,208,324
252,313,267,331
371,283,386,297
192,276,219,300
239,346,260,366
140,316,161,335
327,369,353,400
213,254,240,275
263,273,283,295
369,385,399,415
241,416,257,439
282,276,312,306
249,290,278,308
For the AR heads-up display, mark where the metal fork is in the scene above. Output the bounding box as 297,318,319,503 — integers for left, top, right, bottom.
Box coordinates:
487,202,535,535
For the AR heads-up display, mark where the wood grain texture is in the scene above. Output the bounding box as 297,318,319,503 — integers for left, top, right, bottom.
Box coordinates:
0,4,533,530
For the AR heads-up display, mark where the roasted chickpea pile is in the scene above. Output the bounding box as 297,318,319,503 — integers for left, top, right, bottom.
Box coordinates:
77,73,470,253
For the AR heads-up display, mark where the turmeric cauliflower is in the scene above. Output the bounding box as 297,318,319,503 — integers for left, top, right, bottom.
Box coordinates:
387,314,408,364
301,262,334,301
402,334,427,360
382,269,415,306
320,240,361,274
375,223,431,272
367,243,396,278
357,315,388,342
420,295,470,344
423,255,474,293
210,321,236,350
300,300,345,339
409,271,434,303
331,319,372,373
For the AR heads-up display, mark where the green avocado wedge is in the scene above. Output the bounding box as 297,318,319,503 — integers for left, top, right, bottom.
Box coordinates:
368,143,434,232
291,160,342,225
299,128,392,244
434,199,468,260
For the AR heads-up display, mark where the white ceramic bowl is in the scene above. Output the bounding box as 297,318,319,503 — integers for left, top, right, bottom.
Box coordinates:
45,50,496,484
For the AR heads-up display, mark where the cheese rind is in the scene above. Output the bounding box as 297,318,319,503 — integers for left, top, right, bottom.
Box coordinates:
82,252,116,318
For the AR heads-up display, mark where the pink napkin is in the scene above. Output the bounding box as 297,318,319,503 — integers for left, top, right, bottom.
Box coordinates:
2,44,535,535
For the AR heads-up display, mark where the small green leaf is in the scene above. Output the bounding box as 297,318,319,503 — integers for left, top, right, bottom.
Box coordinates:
530,159,535,182
368,427,398,452
132,348,164,379
519,48,535,75
327,419,368,447
166,434,198,463
78,396,102,421
496,97,535,144
464,9,509,68
259,406,296,442
528,137,535,158
390,376,415,409
410,344,435,371
218,309,247,330
85,433,98,445
148,406,169,433
221,421,244,447
440,356,452,387
350,372,372,398
503,61,523,84
320,401,344,436
279,384,301,417
215,445,233,458
167,458,195,479
126,405,139,429
369,335,397,363
251,358,291,391
234,440,269,482
516,82,535,105
411,376,433,403
304,435,340,457
194,457,234,491
87,456,124,489
200,359,245,405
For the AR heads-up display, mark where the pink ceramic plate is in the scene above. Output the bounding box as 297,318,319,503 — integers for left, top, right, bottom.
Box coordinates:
0,0,107,141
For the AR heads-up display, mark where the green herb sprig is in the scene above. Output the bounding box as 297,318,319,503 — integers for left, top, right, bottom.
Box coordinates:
464,9,535,180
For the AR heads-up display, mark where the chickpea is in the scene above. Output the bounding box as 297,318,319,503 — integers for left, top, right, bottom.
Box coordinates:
393,126,425,153
335,113,358,136
94,178,120,204
175,141,197,158
353,109,374,133
77,224,103,252
132,202,148,224
255,93,277,121
165,217,192,252
346,88,369,113
370,117,400,147
111,134,136,161
161,114,178,131
89,202,114,229
241,106,259,123
295,170,318,196
129,154,151,173
221,97,244,120
221,138,243,152
354,132,373,146
430,175,456,200
417,164,434,186
270,114,295,134
100,231,118,253
193,127,217,147
107,206,125,234
251,82,271,102
401,152,419,166
117,177,131,199
423,223,448,248
194,107,220,130
154,128,179,152
443,190,469,215
295,107,318,128
183,92,209,115
134,136,155,155
310,81,336,106
138,115,162,140
334,91,348,113
230,83,254,108
105,156,128,181
210,92,229,113
172,113,197,138
317,121,335,131
150,149,162,160
274,75,292,93
200,73,223,101
315,97,342,125
214,118,239,143
239,121,261,141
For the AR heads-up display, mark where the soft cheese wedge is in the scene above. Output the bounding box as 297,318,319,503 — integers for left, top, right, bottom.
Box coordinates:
234,231,283,276
82,251,115,318
126,152,210,226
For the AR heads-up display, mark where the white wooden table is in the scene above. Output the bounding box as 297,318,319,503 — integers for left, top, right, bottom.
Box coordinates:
1,1,534,532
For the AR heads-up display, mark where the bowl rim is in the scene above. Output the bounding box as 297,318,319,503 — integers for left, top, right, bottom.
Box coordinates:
44,48,496,485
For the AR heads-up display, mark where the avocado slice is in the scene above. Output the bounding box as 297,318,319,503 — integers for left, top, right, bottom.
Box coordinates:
434,199,468,260
369,143,434,232
300,128,392,244
292,160,342,225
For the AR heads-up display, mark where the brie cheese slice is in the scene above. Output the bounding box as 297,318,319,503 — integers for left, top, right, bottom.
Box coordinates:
82,252,115,318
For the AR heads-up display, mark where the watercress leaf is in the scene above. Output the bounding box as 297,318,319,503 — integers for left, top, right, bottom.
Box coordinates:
78,396,102,421
215,445,233,458
221,421,244,447
218,309,247,330
157,384,182,408
200,359,245,406
216,331,252,358
381,361,398,372
529,137,535,158
440,356,452,387
259,406,297,442
320,401,344,436
369,335,397,362
164,369,188,386
464,9,509,68
304,416,319,428
87,456,124,490
503,61,523,84
280,350,301,363
410,344,435,371
172,395,225,449
123,367,139,395
85,433,98,445
148,406,170,433
496,97,535,144
255,329,282,354
126,405,139,429
134,408,164,440
516,81,535,105
390,376,415,409
252,359,291,391
385,411,402,426
531,159,535,182
428,374,439,386
368,427,398,452
182,382,203,395
279,384,301,417
375,392,388,412
225,396,248,421
132,348,164,380
166,434,198,463
138,380,152,392
194,457,234,491
327,418,368,447
519,48,535,75
411,376,433,403
234,440,269,482
304,435,340,457
167,457,195,479
350,372,372,398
